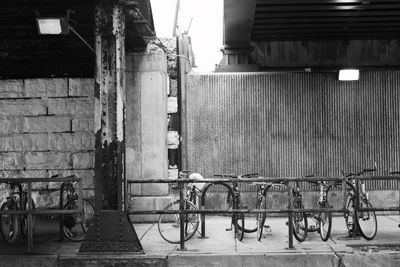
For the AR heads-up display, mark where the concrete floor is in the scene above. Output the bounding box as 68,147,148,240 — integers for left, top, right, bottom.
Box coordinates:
0,215,400,266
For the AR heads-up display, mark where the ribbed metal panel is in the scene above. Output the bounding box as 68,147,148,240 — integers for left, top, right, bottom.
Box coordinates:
185,71,400,191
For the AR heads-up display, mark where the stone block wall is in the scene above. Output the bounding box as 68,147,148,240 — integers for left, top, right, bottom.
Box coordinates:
160,38,180,180
0,78,95,208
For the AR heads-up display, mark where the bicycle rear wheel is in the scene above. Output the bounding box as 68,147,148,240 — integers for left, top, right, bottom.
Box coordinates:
158,200,199,244
356,198,377,240
0,201,19,244
63,199,95,242
256,198,266,241
319,203,332,242
344,194,357,234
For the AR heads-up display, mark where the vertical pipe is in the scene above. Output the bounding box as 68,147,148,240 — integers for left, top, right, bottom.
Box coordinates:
342,177,347,212
287,184,293,249
179,181,186,250
27,182,33,253
78,178,84,217
59,183,65,242
113,3,126,212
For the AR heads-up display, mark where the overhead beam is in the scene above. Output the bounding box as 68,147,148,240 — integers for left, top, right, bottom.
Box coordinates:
255,4,400,12
256,0,400,4
254,10,400,18
224,0,257,45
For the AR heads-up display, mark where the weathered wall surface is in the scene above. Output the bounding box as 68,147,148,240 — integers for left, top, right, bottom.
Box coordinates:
0,78,95,207
251,39,400,69
126,44,168,197
185,71,400,182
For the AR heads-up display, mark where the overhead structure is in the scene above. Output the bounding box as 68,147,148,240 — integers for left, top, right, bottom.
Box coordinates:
217,0,400,71
0,0,155,79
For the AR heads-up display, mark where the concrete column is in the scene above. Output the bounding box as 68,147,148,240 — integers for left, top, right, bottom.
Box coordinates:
126,44,168,197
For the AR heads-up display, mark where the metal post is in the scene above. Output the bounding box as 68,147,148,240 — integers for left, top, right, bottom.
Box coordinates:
79,1,142,253
179,181,186,250
59,183,65,242
27,181,33,253
287,184,293,249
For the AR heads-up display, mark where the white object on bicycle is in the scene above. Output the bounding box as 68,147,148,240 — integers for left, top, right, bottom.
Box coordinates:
189,173,205,190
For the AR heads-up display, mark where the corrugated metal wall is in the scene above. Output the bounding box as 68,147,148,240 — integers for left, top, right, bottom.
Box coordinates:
185,72,400,190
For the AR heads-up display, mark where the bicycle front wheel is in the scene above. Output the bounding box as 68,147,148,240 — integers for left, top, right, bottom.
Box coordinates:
292,211,308,242
158,200,199,244
256,198,266,241
319,203,332,242
0,201,19,244
235,211,245,241
356,198,377,240
63,199,95,242
21,198,36,238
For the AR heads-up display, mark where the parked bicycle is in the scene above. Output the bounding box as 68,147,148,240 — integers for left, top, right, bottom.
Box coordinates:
53,174,95,242
0,181,36,244
306,179,333,242
329,167,378,240
289,180,308,242
389,171,400,228
254,179,287,241
216,173,260,241
158,171,203,244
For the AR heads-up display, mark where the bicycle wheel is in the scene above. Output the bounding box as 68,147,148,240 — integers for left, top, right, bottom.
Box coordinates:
256,198,266,241
292,211,308,242
344,194,357,234
0,201,19,244
63,199,95,242
356,198,377,240
158,200,199,244
235,211,245,241
319,203,332,242
21,199,36,238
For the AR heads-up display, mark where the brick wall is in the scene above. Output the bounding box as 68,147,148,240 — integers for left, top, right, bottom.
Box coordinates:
0,78,95,207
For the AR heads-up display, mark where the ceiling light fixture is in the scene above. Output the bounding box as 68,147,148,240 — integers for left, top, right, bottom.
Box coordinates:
338,69,359,81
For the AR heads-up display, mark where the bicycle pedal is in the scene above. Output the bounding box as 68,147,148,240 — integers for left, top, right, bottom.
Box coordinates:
225,228,233,232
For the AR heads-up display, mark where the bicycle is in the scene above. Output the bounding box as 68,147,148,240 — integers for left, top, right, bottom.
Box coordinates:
306,179,333,242
333,167,378,240
0,181,36,244
289,180,308,242
157,171,203,244
254,179,287,241
52,174,95,242
389,171,400,228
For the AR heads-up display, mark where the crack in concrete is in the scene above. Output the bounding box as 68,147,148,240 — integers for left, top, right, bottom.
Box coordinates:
327,242,344,267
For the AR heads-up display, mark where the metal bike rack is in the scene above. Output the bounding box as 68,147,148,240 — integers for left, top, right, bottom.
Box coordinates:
128,175,400,250
0,177,83,253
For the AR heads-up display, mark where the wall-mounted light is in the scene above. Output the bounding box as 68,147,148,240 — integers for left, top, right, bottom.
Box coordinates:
36,17,70,35
338,69,359,81
36,10,94,53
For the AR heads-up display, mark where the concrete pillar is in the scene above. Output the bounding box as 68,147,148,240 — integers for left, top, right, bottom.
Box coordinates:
126,44,170,222
126,44,169,197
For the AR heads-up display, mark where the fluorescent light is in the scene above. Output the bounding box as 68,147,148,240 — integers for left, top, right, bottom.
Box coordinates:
338,69,359,81
37,18,69,35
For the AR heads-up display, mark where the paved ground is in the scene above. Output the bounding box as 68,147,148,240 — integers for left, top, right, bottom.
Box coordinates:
1,214,400,266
